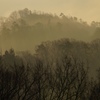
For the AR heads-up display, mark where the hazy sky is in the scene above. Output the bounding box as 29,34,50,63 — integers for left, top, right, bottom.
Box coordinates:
0,0,100,23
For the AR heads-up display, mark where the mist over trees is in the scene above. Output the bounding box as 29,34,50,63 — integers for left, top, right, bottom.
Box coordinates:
0,8,100,52
0,8,100,99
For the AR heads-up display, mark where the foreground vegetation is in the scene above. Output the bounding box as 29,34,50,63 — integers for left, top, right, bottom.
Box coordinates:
0,38,100,100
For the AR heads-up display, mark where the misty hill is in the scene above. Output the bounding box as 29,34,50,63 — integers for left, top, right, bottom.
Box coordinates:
0,8,100,52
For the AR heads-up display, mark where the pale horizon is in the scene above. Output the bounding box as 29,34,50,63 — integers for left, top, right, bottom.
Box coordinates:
0,0,100,23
